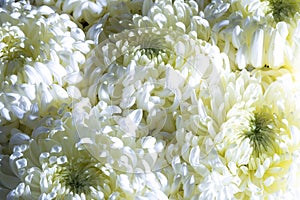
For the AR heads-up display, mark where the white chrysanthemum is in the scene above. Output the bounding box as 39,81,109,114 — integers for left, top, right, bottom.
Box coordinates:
79,28,227,169
0,2,89,158
82,28,227,105
160,147,240,199
85,0,145,43
32,0,107,25
198,166,240,200
0,105,68,197
159,156,203,199
0,93,74,156
0,1,90,112
210,70,300,198
204,0,300,77
232,19,300,70
131,0,211,41
7,100,169,199
0,2,91,88
6,113,124,199
79,27,231,197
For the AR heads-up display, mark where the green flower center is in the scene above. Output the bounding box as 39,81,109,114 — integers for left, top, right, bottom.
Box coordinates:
138,48,165,60
267,0,300,22
58,161,105,195
0,27,27,63
243,112,278,157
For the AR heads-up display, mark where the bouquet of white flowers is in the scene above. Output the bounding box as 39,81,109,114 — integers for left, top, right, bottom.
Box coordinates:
1,0,300,199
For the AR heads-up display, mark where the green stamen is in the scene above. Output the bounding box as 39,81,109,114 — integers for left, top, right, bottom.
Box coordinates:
58,161,104,195
138,48,165,59
243,113,278,157
267,0,300,22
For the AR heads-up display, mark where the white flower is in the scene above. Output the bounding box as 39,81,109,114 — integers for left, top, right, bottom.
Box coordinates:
78,27,229,171
198,168,240,200
80,25,231,198
7,113,123,199
204,0,300,77
0,83,77,157
204,0,300,138
0,3,92,88
0,2,90,159
32,0,107,25
159,156,202,199
210,70,300,198
3,105,170,199
131,0,211,41
83,27,227,105
86,0,145,43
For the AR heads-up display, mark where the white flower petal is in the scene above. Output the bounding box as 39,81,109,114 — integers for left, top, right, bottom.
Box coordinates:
250,29,264,67
34,62,53,85
141,136,156,149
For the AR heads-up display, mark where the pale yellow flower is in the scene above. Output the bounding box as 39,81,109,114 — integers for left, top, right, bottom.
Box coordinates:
205,0,300,79
211,70,300,198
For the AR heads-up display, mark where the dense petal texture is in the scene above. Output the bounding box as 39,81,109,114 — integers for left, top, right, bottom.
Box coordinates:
1,0,300,199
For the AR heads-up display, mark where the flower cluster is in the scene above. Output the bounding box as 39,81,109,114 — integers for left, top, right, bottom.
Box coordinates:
1,0,300,199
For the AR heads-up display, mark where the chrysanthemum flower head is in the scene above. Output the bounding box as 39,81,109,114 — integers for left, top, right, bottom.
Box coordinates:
0,2,92,87
86,0,212,44
85,0,145,43
32,0,108,25
0,1,91,158
6,113,122,199
0,92,75,198
204,0,300,81
75,26,229,180
82,27,227,105
211,70,300,198
132,0,211,41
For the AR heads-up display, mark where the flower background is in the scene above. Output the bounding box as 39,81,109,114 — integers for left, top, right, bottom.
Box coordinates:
1,0,300,199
